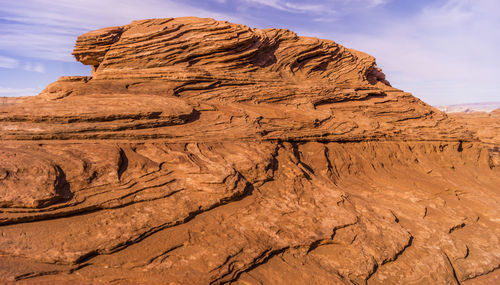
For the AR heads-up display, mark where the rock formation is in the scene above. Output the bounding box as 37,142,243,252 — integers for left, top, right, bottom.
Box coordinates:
0,17,499,284
449,109,500,144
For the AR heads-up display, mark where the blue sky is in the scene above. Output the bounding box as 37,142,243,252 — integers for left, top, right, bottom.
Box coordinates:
0,0,499,105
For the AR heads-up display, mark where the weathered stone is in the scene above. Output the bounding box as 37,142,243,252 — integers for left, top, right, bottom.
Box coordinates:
0,17,498,284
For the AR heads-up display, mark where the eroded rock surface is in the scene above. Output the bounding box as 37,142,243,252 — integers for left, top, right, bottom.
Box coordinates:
0,17,499,284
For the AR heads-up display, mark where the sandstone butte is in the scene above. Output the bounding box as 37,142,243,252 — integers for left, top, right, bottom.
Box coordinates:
0,17,499,285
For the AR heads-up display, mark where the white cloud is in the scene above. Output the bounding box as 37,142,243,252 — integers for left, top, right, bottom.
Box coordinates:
0,56,19,69
23,62,45,73
323,0,500,104
0,87,39,97
313,17,337,23
283,2,328,13
243,0,334,14
366,0,388,8
244,0,284,10
0,0,240,62
243,0,387,13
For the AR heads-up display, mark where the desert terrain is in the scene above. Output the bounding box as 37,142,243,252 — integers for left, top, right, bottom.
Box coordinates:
0,17,499,284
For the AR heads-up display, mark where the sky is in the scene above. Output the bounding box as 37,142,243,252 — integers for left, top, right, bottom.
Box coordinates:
0,0,499,105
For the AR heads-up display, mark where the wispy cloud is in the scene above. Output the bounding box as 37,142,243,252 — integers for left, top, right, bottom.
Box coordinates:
23,62,45,73
0,0,240,62
0,56,19,69
242,0,334,14
366,0,389,8
243,0,388,13
328,0,500,104
0,87,38,97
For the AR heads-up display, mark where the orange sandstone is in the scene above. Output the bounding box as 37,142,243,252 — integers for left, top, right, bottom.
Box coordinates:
0,17,498,284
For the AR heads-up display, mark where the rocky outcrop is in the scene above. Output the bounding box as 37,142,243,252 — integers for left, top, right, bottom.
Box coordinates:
449,109,500,144
449,109,500,167
0,17,499,284
9,17,471,142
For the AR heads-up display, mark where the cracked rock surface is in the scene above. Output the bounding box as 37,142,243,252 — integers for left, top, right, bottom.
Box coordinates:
0,17,499,284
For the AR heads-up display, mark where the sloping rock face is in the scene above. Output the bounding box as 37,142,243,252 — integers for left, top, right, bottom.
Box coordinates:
0,17,499,284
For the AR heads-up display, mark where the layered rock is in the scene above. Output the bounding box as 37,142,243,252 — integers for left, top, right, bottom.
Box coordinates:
5,17,471,142
449,109,500,144
449,109,500,167
0,17,499,284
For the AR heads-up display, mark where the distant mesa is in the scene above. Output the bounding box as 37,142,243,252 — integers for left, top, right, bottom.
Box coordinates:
436,102,500,113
